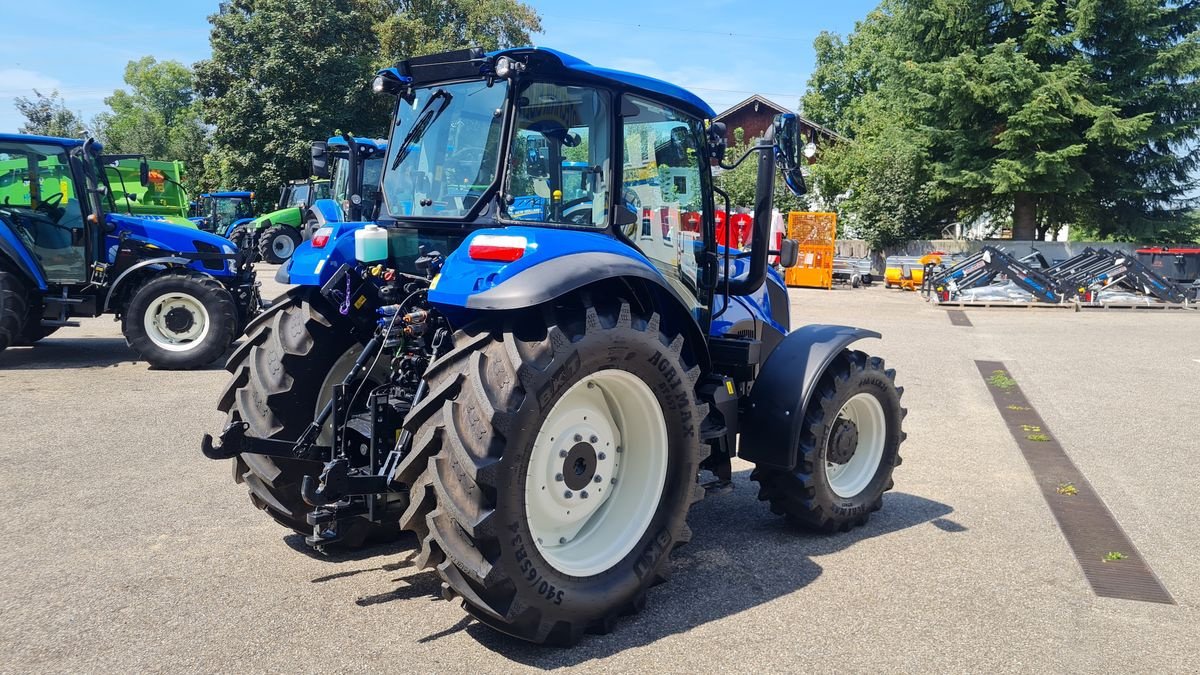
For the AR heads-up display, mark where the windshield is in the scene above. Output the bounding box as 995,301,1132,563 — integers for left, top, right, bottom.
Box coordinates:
285,184,310,208
208,197,253,230
381,79,508,219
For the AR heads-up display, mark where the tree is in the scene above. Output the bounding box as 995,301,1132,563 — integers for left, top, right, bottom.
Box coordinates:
377,0,542,66
803,0,1200,244
13,90,87,138
93,57,210,191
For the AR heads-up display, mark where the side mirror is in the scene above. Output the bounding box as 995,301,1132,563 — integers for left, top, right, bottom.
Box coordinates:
311,141,330,179
777,238,800,268
707,121,727,163
139,159,150,187
772,113,807,196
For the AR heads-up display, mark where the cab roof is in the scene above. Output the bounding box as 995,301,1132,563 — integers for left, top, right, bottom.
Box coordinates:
491,48,716,119
326,136,387,151
201,191,253,199
0,133,93,149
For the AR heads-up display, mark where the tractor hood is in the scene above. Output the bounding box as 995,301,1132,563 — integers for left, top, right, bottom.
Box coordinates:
105,213,237,270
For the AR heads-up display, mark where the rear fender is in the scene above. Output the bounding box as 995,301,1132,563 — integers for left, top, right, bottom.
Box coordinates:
0,218,47,291
309,199,343,225
738,325,881,470
284,221,365,286
430,227,709,366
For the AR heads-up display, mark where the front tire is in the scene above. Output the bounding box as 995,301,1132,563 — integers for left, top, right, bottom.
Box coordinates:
123,271,237,369
0,270,29,353
395,296,705,645
751,349,905,532
259,224,301,264
217,291,402,546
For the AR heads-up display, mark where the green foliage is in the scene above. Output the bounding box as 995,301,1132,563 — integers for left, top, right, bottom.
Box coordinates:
714,129,809,216
194,0,387,203
13,90,88,138
377,0,541,66
804,0,1200,245
93,57,209,193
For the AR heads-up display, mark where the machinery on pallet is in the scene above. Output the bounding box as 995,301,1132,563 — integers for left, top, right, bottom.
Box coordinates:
0,134,260,367
885,253,943,291
927,245,1197,305
202,47,907,646
1136,246,1200,284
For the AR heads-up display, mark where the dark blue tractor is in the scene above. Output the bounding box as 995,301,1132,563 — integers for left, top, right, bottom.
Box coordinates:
303,133,387,238
0,134,260,368
203,48,906,644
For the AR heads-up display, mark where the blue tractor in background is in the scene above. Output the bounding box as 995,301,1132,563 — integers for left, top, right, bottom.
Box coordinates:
203,48,906,645
189,190,255,235
305,133,387,236
0,134,260,368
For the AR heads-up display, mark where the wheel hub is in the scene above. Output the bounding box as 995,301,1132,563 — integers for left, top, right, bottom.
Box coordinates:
562,441,598,491
828,417,859,465
163,306,195,334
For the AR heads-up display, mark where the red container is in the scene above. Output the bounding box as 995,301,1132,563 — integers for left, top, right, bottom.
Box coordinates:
1136,247,1200,283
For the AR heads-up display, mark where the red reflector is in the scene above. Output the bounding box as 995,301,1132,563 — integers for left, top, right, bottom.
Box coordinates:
312,227,332,248
468,235,527,262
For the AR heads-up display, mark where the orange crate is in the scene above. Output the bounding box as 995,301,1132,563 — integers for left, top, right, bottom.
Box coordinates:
784,212,837,289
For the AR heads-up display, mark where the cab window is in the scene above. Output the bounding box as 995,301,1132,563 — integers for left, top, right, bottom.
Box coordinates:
0,143,88,283
619,96,709,300
503,82,611,227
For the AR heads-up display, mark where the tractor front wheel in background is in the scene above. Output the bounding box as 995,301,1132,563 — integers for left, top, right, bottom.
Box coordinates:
259,224,301,264
751,349,905,532
227,224,256,258
394,296,706,645
123,271,237,369
217,290,402,546
0,270,29,353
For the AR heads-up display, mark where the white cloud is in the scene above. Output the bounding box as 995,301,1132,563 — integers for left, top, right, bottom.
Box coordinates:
0,68,63,98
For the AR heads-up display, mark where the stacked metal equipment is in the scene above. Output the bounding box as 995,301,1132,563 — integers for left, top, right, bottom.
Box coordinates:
924,246,1198,306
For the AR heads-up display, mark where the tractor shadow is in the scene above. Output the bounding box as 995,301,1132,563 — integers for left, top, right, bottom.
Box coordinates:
0,337,139,369
446,471,959,665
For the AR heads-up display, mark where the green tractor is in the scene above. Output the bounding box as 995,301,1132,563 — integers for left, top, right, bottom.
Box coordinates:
233,178,331,264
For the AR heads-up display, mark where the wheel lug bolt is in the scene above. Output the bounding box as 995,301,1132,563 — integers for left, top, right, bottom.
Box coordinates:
587,382,595,389
597,452,606,460
559,449,568,458
564,490,573,499
574,434,582,442
593,475,602,483
559,537,567,544
616,446,623,453
581,491,589,499
589,435,598,444
611,478,618,485
555,473,564,482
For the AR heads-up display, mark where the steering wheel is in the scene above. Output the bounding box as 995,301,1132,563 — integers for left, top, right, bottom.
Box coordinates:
34,192,66,222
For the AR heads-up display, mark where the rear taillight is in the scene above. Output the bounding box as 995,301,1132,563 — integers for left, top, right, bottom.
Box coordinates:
468,234,527,262
312,227,333,248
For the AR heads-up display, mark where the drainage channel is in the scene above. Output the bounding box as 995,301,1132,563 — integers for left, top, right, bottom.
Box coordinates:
947,310,973,326
976,360,1174,604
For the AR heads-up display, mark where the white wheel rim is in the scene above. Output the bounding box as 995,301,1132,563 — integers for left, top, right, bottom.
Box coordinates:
825,392,887,498
272,233,295,258
525,368,668,577
142,292,210,352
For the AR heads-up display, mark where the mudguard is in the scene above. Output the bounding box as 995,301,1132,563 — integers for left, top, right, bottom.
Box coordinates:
309,199,343,225
737,324,881,471
0,217,47,291
103,256,195,311
222,217,258,238
284,220,368,286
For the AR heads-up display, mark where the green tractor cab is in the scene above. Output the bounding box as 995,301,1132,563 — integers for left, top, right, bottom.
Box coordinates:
235,178,330,264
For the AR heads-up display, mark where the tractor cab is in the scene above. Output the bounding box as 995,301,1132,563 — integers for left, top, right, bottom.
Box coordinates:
276,178,330,211
310,135,387,223
194,191,254,234
0,135,103,284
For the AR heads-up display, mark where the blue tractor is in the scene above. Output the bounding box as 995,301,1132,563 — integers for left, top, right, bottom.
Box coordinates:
204,48,905,644
0,134,260,368
189,190,255,234
304,133,387,236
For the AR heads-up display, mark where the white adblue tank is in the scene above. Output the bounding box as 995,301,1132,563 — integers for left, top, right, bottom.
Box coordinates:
354,224,389,263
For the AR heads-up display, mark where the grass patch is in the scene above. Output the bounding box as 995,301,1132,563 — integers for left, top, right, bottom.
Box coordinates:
1021,424,1042,432
1103,551,1127,563
988,370,1017,389
1027,433,1051,442
1006,404,1030,411
1056,482,1078,496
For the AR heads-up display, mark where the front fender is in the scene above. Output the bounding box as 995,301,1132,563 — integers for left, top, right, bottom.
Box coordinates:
103,256,199,311
738,325,881,471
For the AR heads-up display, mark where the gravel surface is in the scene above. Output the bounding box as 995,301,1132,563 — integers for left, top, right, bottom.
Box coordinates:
1,269,1197,672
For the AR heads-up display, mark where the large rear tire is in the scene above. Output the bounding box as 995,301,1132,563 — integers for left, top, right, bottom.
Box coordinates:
751,349,905,532
0,270,29,353
218,290,402,547
123,271,237,369
394,295,705,645
259,224,301,264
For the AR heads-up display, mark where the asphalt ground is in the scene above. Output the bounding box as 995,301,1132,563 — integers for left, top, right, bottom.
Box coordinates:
2,267,1198,672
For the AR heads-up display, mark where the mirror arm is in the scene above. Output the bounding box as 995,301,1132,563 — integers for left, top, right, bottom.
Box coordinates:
717,137,772,172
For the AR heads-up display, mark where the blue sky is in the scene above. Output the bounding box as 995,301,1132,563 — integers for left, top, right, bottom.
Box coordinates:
0,0,879,132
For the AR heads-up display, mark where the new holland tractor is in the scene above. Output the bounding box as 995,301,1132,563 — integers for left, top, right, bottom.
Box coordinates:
305,133,387,235
190,190,255,235
0,134,260,368
203,48,906,644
